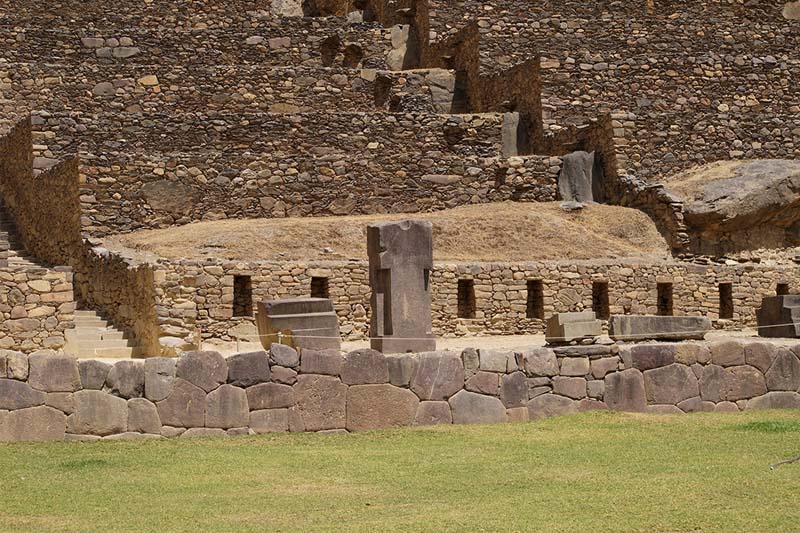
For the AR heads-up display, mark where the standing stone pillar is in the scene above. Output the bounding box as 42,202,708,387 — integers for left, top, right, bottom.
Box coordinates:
367,219,436,353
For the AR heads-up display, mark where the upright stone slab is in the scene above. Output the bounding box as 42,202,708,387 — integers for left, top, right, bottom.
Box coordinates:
367,220,436,353
609,315,711,342
756,295,800,338
256,298,341,351
545,312,602,344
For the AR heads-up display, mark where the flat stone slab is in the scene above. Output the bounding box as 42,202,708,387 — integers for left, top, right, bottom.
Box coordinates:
545,312,602,344
609,315,711,342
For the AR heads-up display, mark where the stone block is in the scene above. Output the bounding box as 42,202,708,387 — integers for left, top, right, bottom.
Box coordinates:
465,371,500,396
545,312,601,344
69,390,127,436
591,356,620,379
346,384,419,431
28,352,81,392
105,360,144,399
699,364,726,403
756,295,800,338
386,354,416,387
560,357,590,376
181,428,226,438
604,369,646,412
145,358,176,402
745,391,800,410
714,401,740,412
723,365,767,401
629,344,675,371
523,348,558,377
553,345,616,358
527,394,578,421
0,406,66,442
79,360,110,390
764,349,800,391
341,349,389,385
104,432,162,441
745,342,777,373
647,404,683,414
710,341,746,367
0,379,46,410
156,378,206,428
256,298,341,352
176,351,227,392
414,401,452,426
500,372,528,407
227,351,271,387
478,349,516,373
674,343,710,365
676,397,715,413
552,377,587,400
128,398,161,434
46,393,74,414
293,375,347,431
271,366,298,385
609,315,711,341
250,409,289,433
643,364,699,405
587,379,605,399
227,427,254,437
4,350,28,380
577,399,608,412
461,348,479,379
247,383,295,410
409,352,464,400
161,426,185,438
448,390,507,425
270,343,299,369
206,385,249,429
300,349,343,376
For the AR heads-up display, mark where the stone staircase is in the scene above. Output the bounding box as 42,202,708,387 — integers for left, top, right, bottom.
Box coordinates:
65,310,141,358
0,205,39,268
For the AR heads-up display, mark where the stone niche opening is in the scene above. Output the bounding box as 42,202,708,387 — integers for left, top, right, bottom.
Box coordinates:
719,282,734,320
311,276,330,299
657,282,674,316
526,279,544,319
457,279,476,319
233,275,253,318
777,283,790,296
592,281,610,320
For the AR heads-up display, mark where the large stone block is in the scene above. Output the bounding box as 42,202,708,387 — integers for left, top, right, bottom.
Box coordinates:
386,354,417,387
156,378,206,428
527,394,578,421
710,341,745,367
414,401,452,426
227,350,271,387
105,361,144,399
500,372,528,407
176,351,227,392
478,350,517,373
46,393,74,414
560,357,590,376
545,312,602,344
643,364,699,405
270,343,299,369
756,295,800,338
764,349,800,391
448,390,507,425
552,377,587,400
466,371,500,396
250,409,289,433
28,352,81,392
629,344,675,371
609,315,711,342
745,391,800,410
346,384,419,431
0,378,46,410
409,352,464,400
591,356,620,379
0,406,66,442
128,398,161,434
4,350,28,380
69,390,128,436
699,364,726,403
723,365,767,401
522,348,558,377
145,358,176,402
674,343,710,366
293,375,347,431
79,360,111,390
744,342,777,373
341,349,389,385
206,385,249,429
300,349,343,376
247,383,295,410
604,369,647,412
256,298,341,352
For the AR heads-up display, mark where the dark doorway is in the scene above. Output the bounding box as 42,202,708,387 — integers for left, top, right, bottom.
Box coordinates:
592,281,610,320
526,279,544,319
457,279,476,319
657,282,673,316
311,277,329,299
719,283,733,319
233,275,253,317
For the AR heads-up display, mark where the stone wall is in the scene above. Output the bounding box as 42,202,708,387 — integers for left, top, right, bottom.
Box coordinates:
3,339,800,441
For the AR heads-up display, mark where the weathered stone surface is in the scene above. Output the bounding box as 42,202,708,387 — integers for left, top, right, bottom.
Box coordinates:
545,311,601,343
176,351,227,392
69,390,128,436
643,364,699,404
128,398,161,434
104,432,162,441
714,401,740,412
145,358,176,402
604,369,647,412
577,398,608,411
28,353,81,392
591,356,620,379
206,385,249,429
340,349,389,385
461,348,479,378
410,352,464,400
227,351,271,387
745,391,800,410
552,376,587,400
271,365,298,385
247,382,295,410
745,342,777,373
553,345,617,357
765,349,800,391
506,406,530,421
161,426,185,438
560,357,590,376
4,350,28,380
587,379,605,399
500,372,528,407
699,364,726,402
181,428,226,438
609,315,711,341
478,349,517,373
270,343,299,369
156,378,206,428
466,371,500,395
558,151,596,203
79,359,110,390
677,397,715,413
710,341,745,367
386,354,416,387
723,365,767,401
347,384,419,431
141,180,198,214
46,392,74,414
0,378,46,410
105,361,144,399
250,409,289,433
227,427,254,437
523,348,558,377
293,375,347,431
528,394,578,420
414,401,452,426
647,404,683,414
300,349,342,376
630,345,675,371
0,406,66,442
674,343,710,366
449,390,507,425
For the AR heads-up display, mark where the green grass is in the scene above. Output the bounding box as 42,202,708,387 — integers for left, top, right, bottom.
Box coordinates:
2,411,800,532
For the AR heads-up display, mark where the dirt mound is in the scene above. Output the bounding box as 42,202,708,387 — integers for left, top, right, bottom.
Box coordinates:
103,202,670,262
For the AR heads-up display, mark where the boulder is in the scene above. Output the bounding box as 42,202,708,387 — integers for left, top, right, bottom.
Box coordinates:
676,397,715,413
79,360,111,390
723,365,767,401
227,351,271,387
176,351,227,392
293,375,347,431
604,369,647,412
145,358,176,402
714,401,740,412
764,349,800,391
643,364,699,405
500,372,528,407
27,352,81,392
629,344,675,371
552,377,587,400
270,344,299,369
69,390,128,436
340,349,389,385
156,378,206,428
745,342,777,373
105,361,144,399
523,348,558,377
414,401,452,426
249,409,289,433
271,366,297,385
246,382,295,410
527,394,578,421
300,349,343,376
346,384,419,431
745,391,800,410
0,406,66,442
448,390,507,425
205,385,249,429
128,398,161,434
0,379,46,410
409,352,464,400
710,341,745,367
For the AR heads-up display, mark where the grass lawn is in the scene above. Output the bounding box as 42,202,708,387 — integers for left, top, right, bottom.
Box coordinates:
2,411,800,532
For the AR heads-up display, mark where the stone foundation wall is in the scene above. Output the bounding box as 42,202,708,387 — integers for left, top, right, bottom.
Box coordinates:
2,339,799,441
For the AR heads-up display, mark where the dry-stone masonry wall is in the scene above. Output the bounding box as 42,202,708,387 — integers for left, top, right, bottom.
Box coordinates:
2,339,800,441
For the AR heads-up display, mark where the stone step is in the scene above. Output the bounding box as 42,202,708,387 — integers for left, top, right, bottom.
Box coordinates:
66,328,126,341
75,309,100,317
91,346,140,358
77,338,132,350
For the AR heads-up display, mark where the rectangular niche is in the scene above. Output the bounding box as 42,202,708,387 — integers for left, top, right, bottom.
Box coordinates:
777,283,790,296
233,275,253,317
526,279,544,319
657,282,673,316
311,276,330,299
457,279,476,319
719,282,734,320
592,281,610,320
